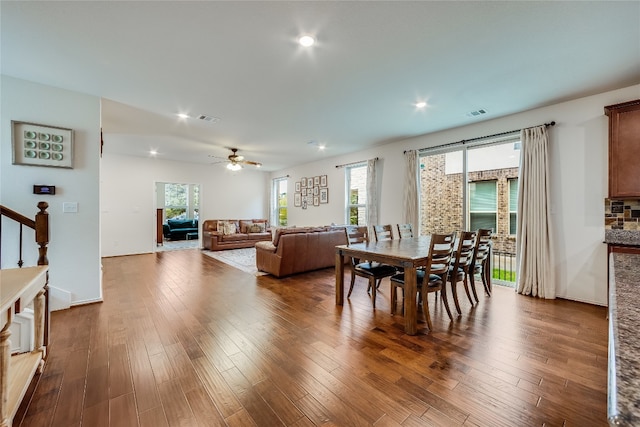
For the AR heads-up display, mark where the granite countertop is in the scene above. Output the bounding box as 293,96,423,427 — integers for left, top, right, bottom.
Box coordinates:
605,229,640,246
608,252,640,426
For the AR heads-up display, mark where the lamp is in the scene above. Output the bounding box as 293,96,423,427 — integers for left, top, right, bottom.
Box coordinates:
227,162,242,171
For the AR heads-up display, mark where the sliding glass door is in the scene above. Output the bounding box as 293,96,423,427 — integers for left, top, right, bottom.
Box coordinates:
419,137,520,285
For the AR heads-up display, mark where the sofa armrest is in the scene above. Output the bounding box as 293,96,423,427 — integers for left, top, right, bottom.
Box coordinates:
203,231,222,250
255,241,276,253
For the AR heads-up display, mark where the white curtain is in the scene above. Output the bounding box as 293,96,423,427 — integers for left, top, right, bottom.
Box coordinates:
366,158,378,226
516,125,555,298
403,150,419,235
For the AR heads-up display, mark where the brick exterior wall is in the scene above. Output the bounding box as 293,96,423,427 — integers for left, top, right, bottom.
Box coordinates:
419,153,517,253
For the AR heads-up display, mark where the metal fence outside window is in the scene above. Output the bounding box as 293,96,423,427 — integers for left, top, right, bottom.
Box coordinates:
492,250,516,287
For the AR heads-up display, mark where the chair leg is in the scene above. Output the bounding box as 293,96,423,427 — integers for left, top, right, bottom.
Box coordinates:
348,272,356,297
469,273,480,303
421,288,433,330
482,260,492,296
390,284,397,315
450,279,462,315
370,277,377,309
440,284,453,321
462,275,474,305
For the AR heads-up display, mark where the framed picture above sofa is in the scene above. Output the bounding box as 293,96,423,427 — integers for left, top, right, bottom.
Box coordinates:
294,175,328,209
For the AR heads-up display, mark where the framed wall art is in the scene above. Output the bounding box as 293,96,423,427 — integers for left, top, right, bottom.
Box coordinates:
313,196,319,206
295,181,301,192
294,193,302,207
12,121,74,168
320,187,328,203
314,176,320,186
320,175,327,187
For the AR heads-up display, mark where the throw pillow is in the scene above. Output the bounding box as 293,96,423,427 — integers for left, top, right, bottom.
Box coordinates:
239,220,252,234
217,220,227,233
223,221,237,235
248,223,266,233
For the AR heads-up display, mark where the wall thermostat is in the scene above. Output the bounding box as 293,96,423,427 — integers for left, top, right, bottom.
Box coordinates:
33,185,56,195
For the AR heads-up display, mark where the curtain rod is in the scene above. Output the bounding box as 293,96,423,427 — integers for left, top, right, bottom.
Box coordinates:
272,174,290,180
335,157,379,169
408,121,556,153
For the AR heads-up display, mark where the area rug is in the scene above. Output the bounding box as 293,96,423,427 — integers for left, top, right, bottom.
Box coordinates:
202,247,268,276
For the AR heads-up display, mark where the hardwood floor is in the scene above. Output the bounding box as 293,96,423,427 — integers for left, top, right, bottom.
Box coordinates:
18,249,608,426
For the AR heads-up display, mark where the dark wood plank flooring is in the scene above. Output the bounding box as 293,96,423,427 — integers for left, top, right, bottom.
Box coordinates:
18,249,608,426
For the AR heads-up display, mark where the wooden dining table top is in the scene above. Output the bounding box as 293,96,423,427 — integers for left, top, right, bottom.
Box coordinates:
335,235,433,268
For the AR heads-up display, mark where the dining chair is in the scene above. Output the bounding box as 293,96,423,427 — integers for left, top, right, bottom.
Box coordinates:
469,228,493,301
373,224,394,241
447,230,477,315
397,223,414,239
389,232,456,330
345,225,397,309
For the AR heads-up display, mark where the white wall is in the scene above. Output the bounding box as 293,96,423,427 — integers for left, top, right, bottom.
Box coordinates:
1,75,102,307
273,84,640,306
100,153,270,256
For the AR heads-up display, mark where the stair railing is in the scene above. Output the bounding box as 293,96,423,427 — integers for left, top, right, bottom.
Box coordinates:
0,201,49,268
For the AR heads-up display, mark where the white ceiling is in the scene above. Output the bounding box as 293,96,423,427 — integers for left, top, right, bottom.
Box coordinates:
2,1,639,171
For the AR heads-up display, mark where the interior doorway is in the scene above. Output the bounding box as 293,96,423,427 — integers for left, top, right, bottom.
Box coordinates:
155,181,201,251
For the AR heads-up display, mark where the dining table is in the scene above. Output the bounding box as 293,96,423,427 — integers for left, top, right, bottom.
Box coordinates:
335,235,434,335
335,234,493,335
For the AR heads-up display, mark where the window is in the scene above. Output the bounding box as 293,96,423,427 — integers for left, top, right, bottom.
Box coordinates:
273,177,288,226
164,183,199,220
509,178,518,235
346,165,367,225
469,180,497,232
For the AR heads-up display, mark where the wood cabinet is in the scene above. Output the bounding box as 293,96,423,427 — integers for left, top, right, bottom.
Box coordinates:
605,99,640,198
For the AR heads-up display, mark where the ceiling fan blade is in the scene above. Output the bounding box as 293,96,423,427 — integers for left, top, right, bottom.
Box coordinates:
242,160,262,167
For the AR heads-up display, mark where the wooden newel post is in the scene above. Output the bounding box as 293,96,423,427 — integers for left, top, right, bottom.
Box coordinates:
35,202,49,266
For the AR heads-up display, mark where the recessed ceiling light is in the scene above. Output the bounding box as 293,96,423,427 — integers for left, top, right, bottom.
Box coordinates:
176,113,190,119
415,101,427,109
299,35,315,47
149,150,158,156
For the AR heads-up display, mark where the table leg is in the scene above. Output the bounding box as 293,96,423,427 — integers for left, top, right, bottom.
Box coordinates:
335,252,345,305
404,267,417,335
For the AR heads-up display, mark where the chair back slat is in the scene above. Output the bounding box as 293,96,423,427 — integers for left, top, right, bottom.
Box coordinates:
345,225,369,245
373,224,394,241
427,232,456,276
397,223,413,239
471,228,492,267
451,231,477,274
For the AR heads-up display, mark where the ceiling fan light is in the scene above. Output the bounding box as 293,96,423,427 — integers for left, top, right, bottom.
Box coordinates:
227,162,242,171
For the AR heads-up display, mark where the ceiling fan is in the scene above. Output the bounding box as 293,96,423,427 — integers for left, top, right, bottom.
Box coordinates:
210,148,262,171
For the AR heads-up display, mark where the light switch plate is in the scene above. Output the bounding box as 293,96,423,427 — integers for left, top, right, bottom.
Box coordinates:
63,202,78,213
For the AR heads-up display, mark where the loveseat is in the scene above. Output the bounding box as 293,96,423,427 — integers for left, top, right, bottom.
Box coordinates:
163,218,199,240
202,219,271,251
255,226,347,277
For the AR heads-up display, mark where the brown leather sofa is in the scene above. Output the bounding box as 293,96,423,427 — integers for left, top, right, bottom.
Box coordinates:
202,219,271,251
255,226,347,277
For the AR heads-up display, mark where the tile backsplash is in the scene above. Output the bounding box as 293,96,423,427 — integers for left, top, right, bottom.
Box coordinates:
605,198,640,230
